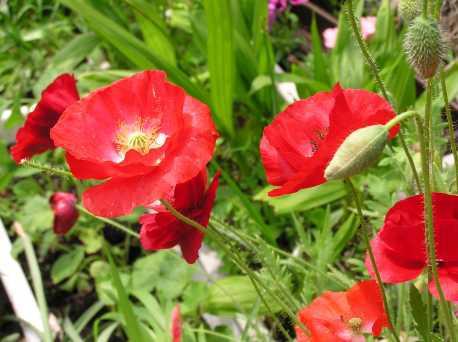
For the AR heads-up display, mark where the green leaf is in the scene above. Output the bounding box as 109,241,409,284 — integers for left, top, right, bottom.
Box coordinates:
17,196,53,233
330,213,359,261
311,15,330,85
254,181,347,214
409,284,430,340
60,0,208,103
203,0,235,135
103,243,146,342
51,247,85,284
34,33,100,96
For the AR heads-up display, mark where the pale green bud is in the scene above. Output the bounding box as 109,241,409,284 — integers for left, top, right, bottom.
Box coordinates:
324,125,388,180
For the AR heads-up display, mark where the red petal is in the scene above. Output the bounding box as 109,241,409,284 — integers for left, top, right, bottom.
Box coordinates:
265,85,397,197
429,267,458,302
82,170,174,217
346,280,389,336
140,212,183,250
11,74,79,163
171,305,182,342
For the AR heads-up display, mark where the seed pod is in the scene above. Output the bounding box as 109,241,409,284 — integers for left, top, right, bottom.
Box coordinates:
440,0,458,54
324,125,388,181
404,17,445,79
399,0,420,22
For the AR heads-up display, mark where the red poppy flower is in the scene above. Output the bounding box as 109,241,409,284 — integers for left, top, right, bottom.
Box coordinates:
10,74,79,163
366,192,458,301
171,304,182,342
50,192,79,235
295,280,389,341
260,84,398,196
140,169,219,264
51,70,218,218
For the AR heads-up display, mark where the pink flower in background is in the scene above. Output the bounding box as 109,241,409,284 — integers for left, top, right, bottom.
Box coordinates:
171,305,182,342
361,16,377,39
323,27,338,49
323,16,377,49
269,0,309,25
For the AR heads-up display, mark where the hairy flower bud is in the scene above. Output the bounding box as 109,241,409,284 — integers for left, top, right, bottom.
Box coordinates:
404,17,445,79
324,125,388,180
399,0,420,22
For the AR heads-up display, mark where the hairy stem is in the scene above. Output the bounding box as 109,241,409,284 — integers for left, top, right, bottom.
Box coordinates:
440,67,458,191
345,0,422,193
346,180,401,342
418,81,457,340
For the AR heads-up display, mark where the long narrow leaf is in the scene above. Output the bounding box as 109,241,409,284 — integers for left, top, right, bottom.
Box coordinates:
203,0,235,136
60,0,208,103
103,243,145,342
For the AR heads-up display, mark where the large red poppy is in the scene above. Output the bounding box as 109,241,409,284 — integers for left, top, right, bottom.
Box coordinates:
260,84,399,196
50,192,79,235
366,192,458,301
51,70,218,217
139,169,219,264
295,280,389,341
11,74,79,163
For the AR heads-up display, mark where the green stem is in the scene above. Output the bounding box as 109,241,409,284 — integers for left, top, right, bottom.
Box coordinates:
423,0,429,18
417,85,457,340
385,111,422,130
345,0,422,194
15,223,53,342
76,204,139,238
346,180,401,342
160,200,305,335
440,67,458,191
21,160,73,179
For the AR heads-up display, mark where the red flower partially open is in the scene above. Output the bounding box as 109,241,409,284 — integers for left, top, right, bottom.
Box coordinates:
140,169,220,264
366,192,458,301
11,74,79,163
50,192,79,235
51,71,218,217
295,280,389,341
260,85,398,196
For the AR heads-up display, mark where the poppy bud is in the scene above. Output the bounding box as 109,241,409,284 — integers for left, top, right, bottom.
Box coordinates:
171,304,182,342
404,17,445,79
324,125,388,180
399,0,420,22
50,192,79,235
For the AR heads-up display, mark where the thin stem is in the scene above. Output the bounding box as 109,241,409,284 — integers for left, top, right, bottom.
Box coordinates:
346,180,401,342
423,0,428,18
303,2,337,25
14,223,53,342
345,0,422,194
385,111,423,130
76,204,139,238
160,200,304,336
440,67,458,191
417,86,457,340
21,160,73,179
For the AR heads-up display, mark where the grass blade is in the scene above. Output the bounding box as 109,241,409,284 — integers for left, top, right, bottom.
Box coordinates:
203,0,235,136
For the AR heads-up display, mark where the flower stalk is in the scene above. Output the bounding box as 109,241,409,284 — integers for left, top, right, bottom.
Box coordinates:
345,0,422,193
346,179,400,342
417,81,457,340
440,67,458,191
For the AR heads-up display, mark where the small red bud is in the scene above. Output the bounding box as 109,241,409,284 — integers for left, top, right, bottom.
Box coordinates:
50,192,79,235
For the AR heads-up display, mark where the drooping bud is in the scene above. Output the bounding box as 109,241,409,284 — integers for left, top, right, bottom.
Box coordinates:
404,17,445,79
50,192,79,235
325,125,388,180
440,0,458,54
399,0,420,22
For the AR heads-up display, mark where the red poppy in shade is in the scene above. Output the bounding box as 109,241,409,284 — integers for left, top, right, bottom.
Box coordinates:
140,169,219,264
366,192,458,301
50,192,79,235
51,70,218,218
260,84,398,197
10,74,79,164
171,304,182,342
295,280,389,341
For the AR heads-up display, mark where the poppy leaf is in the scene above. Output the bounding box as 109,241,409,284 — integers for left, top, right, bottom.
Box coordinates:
409,284,430,340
